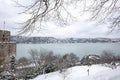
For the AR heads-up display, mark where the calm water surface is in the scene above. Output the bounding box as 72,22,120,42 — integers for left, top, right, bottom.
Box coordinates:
16,43,120,59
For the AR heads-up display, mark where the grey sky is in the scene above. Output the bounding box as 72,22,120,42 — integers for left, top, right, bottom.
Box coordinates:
0,0,119,38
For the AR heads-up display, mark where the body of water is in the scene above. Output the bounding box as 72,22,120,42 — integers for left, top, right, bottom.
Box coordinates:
16,43,120,59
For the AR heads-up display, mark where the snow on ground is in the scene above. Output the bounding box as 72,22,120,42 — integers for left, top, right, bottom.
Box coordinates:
31,64,120,80
17,63,36,69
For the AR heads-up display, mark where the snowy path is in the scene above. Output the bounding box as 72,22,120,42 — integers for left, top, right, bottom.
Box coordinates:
31,65,120,80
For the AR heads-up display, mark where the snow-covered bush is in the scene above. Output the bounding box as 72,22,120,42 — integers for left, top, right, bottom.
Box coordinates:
81,55,100,65
100,51,117,64
28,49,80,74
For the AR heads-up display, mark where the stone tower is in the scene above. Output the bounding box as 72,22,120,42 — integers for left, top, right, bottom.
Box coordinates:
0,30,16,64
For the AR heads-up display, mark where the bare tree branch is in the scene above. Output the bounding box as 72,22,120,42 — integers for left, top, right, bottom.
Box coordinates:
87,0,120,30
16,0,120,34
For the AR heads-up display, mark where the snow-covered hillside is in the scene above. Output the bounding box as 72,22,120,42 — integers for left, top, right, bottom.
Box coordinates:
31,64,120,80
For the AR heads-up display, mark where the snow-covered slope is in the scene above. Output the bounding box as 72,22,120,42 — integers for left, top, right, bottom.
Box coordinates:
31,65,120,80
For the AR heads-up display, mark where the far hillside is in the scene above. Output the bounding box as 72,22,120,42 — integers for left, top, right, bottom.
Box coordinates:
10,36,120,43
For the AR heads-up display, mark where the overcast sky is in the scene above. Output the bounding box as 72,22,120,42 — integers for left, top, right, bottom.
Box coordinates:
0,0,120,38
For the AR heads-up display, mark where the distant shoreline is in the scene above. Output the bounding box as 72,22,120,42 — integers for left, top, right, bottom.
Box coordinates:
11,36,120,44
16,42,120,44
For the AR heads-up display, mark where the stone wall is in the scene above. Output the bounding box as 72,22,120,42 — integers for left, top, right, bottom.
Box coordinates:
0,30,16,64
